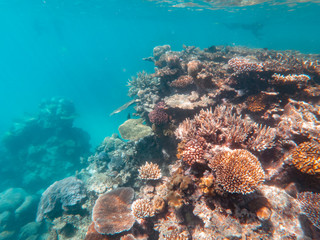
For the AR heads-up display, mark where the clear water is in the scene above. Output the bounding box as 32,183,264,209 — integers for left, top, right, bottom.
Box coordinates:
0,0,319,239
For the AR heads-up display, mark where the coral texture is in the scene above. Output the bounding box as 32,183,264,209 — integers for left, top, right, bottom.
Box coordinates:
131,199,155,219
148,102,169,125
138,162,162,180
208,149,265,194
228,57,263,74
271,73,310,87
177,137,207,165
170,75,194,88
290,142,320,176
297,192,320,229
175,105,275,152
36,177,86,222
92,187,135,235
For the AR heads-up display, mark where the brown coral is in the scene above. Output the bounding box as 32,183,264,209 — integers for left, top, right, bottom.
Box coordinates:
208,149,265,194
290,142,320,176
228,57,263,74
187,60,202,77
138,162,162,180
297,191,320,229
271,73,310,87
246,93,267,112
170,75,193,88
92,187,135,235
131,199,155,219
176,137,207,165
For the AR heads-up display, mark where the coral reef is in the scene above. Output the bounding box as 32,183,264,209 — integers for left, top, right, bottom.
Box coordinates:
36,176,86,222
46,45,320,239
1,97,90,192
118,118,153,141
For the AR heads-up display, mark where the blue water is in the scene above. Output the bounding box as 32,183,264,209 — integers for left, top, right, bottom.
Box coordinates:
0,0,319,148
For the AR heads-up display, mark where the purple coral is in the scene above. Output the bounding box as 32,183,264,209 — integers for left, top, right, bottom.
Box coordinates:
36,176,86,222
148,102,169,125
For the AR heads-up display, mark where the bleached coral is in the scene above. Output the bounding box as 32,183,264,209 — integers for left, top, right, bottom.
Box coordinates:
138,162,162,180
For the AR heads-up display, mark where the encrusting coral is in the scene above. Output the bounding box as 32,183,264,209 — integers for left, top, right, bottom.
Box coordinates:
138,162,162,180
208,149,265,194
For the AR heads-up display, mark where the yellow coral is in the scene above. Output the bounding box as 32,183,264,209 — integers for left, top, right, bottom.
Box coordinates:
291,142,320,176
208,149,265,194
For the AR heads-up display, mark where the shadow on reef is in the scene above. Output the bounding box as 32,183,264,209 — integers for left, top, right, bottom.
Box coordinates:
28,45,320,239
0,97,91,193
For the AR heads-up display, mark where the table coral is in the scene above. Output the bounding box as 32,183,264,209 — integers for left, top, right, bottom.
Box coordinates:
208,149,265,194
228,57,263,74
92,187,135,235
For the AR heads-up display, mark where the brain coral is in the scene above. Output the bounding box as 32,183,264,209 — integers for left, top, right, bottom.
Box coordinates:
290,142,320,176
92,187,135,235
297,191,320,229
208,149,265,194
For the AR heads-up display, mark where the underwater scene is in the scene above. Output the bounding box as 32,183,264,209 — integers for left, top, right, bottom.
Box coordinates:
1,0,320,239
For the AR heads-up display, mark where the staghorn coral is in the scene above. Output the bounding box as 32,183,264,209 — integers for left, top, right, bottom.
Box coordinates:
175,105,275,152
271,73,310,87
92,187,135,235
228,57,263,74
297,191,320,229
176,136,207,165
131,199,155,220
138,162,162,180
289,142,320,176
208,149,265,194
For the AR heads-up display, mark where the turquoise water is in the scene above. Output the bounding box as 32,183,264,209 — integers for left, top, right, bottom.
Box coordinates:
0,1,320,239
0,0,319,147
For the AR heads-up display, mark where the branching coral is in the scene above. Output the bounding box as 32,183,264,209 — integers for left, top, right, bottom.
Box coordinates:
297,191,320,229
289,142,320,177
138,162,162,180
92,187,135,235
228,57,263,74
127,71,160,98
208,149,265,194
131,199,155,220
277,99,320,142
176,136,207,165
271,73,310,88
175,105,275,152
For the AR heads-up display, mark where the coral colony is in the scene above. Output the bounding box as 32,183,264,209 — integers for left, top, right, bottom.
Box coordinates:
34,45,320,239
